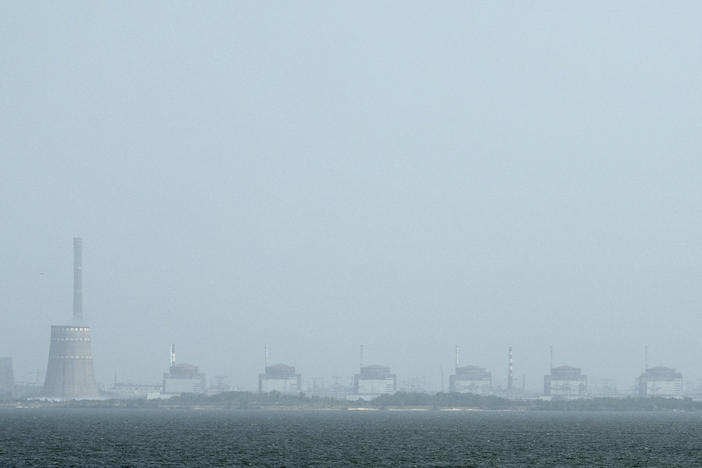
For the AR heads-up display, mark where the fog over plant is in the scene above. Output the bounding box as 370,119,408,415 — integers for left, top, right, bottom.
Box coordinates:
1,1,701,393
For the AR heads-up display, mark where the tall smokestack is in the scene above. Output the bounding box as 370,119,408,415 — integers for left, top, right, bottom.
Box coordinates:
73,237,83,321
508,346,513,391
455,345,459,369
170,344,176,367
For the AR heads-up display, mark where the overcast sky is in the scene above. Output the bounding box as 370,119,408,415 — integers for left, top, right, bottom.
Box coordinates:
1,1,701,392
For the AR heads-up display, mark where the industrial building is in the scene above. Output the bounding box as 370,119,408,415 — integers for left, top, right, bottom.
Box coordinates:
162,345,206,394
637,366,683,398
0,357,14,398
544,365,587,399
258,364,301,394
351,365,396,400
43,238,99,399
447,345,492,395
450,365,492,394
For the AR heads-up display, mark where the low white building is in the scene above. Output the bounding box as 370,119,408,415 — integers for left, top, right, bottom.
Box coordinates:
350,365,396,401
450,365,492,394
111,382,163,399
259,364,301,394
638,366,683,398
544,365,587,399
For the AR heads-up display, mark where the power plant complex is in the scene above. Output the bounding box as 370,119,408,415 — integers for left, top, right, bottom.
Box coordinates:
42,238,98,399
2,240,698,402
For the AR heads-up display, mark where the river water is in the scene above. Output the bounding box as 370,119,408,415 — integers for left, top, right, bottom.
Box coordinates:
1,408,701,466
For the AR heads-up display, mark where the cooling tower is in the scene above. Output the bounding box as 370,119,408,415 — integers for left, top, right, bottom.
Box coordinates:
43,238,98,398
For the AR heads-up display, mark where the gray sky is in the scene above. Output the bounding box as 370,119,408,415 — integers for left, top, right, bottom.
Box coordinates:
1,1,701,392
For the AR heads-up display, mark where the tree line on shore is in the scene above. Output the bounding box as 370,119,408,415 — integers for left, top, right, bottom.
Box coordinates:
6,391,702,411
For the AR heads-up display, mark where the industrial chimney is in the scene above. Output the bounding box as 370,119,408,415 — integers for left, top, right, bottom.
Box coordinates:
508,346,513,391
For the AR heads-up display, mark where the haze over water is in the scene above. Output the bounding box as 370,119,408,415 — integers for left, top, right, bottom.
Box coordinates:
1,2,701,393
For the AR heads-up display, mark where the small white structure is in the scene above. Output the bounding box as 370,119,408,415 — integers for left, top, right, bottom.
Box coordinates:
350,365,396,401
637,366,683,398
450,365,492,394
258,364,301,394
544,365,587,399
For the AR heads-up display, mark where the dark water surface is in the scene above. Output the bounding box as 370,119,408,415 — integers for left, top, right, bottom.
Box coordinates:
1,408,702,467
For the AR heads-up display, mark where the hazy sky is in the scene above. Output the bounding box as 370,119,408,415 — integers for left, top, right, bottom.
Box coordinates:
1,1,701,392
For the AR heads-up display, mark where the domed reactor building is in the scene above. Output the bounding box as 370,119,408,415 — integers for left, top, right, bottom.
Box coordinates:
43,238,98,398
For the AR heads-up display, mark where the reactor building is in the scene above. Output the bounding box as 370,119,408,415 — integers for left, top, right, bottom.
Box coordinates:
350,365,396,400
544,365,587,399
43,238,99,399
162,345,206,394
450,365,493,394
637,366,683,398
258,364,302,394
0,357,14,398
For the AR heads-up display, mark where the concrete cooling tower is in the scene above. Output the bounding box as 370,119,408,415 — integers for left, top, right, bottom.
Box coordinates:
43,238,98,398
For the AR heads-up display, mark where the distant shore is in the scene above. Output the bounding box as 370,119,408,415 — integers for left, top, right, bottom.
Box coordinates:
3,391,702,412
